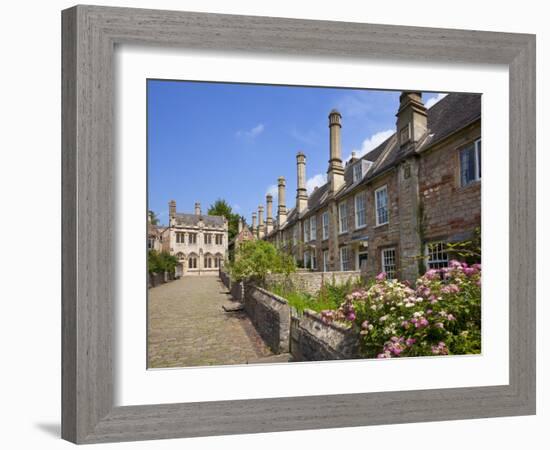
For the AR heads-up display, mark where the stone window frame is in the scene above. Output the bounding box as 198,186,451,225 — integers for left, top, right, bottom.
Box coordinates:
311,250,317,270
188,232,197,244
375,185,389,226
322,249,329,272
310,215,317,242
425,241,449,269
303,218,310,242
340,246,351,271
459,138,482,187
356,250,368,271
381,247,397,279
215,234,223,245
303,250,310,269
175,232,185,244
204,233,212,245
188,253,198,269
338,201,348,234
354,190,367,229
322,211,329,241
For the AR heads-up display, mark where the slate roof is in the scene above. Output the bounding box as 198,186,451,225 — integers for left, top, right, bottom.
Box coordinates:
173,213,226,228
275,92,481,230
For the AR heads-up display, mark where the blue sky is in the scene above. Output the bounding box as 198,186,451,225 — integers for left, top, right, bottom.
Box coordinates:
147,80,445,225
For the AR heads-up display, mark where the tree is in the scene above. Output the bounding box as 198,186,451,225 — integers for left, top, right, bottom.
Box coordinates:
148,210,159,225
229,240,296,284
148,250,179,274
207,198,242,242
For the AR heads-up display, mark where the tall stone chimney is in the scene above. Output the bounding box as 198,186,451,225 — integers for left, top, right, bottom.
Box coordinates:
194,202,201,216
258,205,265,238
296,152,308,214
277,176,287,228
266,194,274,234
252,212,257,236
169,200,176,219
238,217,243,233
328,109,345,194
396,92,427,147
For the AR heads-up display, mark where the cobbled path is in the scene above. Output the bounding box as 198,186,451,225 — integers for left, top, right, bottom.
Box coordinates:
148,276,278,368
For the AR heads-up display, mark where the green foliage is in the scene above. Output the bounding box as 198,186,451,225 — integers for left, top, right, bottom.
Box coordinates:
148,250,179,275
207,198,243,242
229,240,296,283
148,210,159,225
269,277,368,314
445,227,481,264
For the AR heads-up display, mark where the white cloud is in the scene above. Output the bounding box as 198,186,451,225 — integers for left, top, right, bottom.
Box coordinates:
266,184,278,200
232,204,241,212
425,93,448,109
236,123,265,139
351,129,394,159
306,173,327,194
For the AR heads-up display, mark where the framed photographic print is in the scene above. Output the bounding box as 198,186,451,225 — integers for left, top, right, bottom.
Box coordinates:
62,5,536,444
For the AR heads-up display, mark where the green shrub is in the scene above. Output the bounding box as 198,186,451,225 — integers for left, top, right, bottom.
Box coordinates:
148,250,179,275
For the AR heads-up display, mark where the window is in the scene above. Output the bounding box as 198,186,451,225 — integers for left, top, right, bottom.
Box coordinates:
304,219,310,243
381,248,396,279
176,232,185,244
205,256,212,268
148,238,155,249
322,212,329,240
426,242,449,269
304,251,310,269
188,256,198,269
293,225,298,246
353,163,362,183
215,234,223,245
338,202,348,233
323,250,329,272
375,186,389,225
460,139,481,186
340,247,351,271
188,233,197,244
204,233,212,245
311,252,317,270
357,251,368,271
310,216,317,241
354,191,367,229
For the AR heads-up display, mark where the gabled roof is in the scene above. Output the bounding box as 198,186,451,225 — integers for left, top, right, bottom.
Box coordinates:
269,92,481,232
173,213,226,228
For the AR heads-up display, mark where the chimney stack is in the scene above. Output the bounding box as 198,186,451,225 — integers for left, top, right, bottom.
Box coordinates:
396,92,427,147
296,152,308,214
238,217,243,233
194,202,201,216
252,212,257,236
328,109,345,194
266,194,274,234
277,176,287,228
258,205,265,238
169,200,176,219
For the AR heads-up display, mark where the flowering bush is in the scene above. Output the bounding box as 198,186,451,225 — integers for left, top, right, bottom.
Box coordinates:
320,261,481,358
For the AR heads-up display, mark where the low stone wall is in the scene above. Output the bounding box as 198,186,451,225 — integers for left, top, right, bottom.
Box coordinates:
148,271,175,289
243,284,290,354
230,281,244,302
219,269,231,289
265,271,362,295
290,310,360,361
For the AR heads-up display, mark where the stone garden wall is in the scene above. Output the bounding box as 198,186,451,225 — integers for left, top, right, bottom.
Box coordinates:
243,284,290,354
219,269,231,289
265,271,361,296
148,271,175,289
290,310,360,361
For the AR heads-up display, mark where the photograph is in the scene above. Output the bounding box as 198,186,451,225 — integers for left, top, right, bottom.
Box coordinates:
146,81,482,368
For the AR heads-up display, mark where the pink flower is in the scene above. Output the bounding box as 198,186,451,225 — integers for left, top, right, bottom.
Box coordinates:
463,267,476,276
435,322,444,329
424,269,439,280
346,312,356,322
405,338,416,346
361,320,370,329
376,272,387,282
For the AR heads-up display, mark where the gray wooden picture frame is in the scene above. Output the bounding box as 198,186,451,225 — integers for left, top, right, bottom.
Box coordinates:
61,4,536,444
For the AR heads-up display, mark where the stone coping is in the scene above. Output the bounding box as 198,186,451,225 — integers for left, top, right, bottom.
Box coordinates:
301,309,354,333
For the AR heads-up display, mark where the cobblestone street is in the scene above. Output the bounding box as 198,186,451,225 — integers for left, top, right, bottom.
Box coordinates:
148,276,280,368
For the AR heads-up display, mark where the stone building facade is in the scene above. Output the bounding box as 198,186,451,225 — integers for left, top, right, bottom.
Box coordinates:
162,200,228,276
250,92,481,282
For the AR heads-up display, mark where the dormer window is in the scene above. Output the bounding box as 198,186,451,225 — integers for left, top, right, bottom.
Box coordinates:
353,163,362,183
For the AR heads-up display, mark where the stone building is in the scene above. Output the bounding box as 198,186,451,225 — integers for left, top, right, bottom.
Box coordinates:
255,92,481,282
228,216,256,258
163,200,228,276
